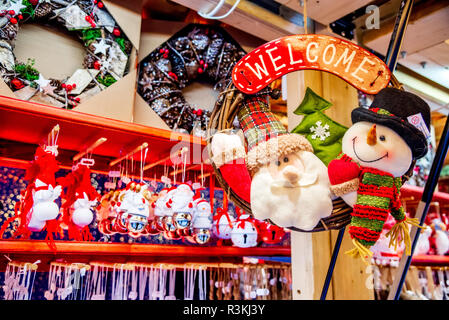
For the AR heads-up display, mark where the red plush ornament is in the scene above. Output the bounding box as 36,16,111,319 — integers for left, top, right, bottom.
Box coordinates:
210,133,251,203
113,28,121,36
11,78,24,89
57,165,99,241
256,220,286,244
0,146,61,251
327,153,360,186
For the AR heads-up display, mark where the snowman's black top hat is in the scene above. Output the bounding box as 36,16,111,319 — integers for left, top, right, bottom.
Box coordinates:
352,87,430,159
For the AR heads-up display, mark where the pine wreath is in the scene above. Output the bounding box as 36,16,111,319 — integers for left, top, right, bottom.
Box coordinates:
0,0,133,108
138,24,247,135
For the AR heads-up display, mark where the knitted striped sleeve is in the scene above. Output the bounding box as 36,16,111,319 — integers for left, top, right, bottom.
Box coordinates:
390,177,406,222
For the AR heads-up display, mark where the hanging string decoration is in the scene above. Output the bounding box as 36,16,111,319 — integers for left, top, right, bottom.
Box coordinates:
44,262,91,300
138,24,246,134
2,261,38,300
0,0,133,109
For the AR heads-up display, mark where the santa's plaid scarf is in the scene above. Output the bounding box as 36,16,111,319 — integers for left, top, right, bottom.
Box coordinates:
337,153,406,247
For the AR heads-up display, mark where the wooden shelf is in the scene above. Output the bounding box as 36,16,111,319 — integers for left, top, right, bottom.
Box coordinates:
0,95,213,181
412,255,449,267
401,184,449,204
0,240,291,258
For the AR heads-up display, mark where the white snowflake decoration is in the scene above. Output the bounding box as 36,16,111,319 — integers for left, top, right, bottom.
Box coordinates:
310,120,330,141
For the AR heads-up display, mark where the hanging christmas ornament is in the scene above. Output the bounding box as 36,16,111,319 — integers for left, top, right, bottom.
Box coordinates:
256,220,287,245
191,200,213,244
126,183,152,238
0,141,61,247
58,164,100,240
231,214,258,248
212,207,235,241
171,183,195,231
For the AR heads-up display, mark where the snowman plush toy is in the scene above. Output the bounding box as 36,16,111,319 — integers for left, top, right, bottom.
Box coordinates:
328,87,430,262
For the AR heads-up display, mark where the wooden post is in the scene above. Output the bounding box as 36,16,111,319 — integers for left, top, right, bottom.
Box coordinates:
287,70,374,300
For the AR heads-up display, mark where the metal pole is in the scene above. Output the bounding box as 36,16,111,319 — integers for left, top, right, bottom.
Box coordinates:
388,117,449,300
320,227,345,300
384,0,414,72
319,0,414,301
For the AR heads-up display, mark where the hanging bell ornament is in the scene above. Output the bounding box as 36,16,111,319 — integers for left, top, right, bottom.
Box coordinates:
257,221,286,245
162,215,177,233
173,212,192,230
163,230,182,240
145,219,161,235
126,213,149,236
192,228,211,244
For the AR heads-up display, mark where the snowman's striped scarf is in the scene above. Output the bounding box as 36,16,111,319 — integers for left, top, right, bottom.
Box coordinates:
340,154,406,247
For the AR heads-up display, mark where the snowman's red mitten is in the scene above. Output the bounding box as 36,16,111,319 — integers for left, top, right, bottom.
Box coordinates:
328,153,360,197
211,132,251,203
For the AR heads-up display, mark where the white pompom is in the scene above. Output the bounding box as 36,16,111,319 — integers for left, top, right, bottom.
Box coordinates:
32,201,60,221
72,207,94,227
435,230,449,256
211,133,243,156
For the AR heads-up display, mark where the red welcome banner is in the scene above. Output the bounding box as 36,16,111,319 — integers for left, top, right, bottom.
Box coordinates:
232,34,391,95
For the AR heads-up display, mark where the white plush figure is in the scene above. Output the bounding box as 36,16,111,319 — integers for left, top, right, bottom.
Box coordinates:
231,214,258,248
415,226,432,256
171,184,195,229
433,221,449,256
328,88,431,259
72,192,97,227
213,210,236,240
338,122,413,207
191,200,213,244
211,115,333,231
27,214,47,232
162,187,178,232
31,179,62,222
192,200,212,229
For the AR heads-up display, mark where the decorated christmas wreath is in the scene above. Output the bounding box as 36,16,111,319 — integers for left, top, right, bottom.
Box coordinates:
0,0,133,108
138,24,247,135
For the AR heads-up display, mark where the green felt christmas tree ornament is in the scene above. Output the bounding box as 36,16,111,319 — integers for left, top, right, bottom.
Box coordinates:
291,87,348,166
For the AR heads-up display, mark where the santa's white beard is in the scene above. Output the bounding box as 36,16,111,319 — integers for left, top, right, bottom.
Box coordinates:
250,154,333,231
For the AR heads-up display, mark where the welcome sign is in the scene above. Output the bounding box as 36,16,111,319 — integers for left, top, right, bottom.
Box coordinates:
232,34,391,95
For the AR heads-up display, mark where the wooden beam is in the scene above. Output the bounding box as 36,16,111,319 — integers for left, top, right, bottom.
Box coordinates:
170,0,305,41
275,0,372,26
362,1,449,55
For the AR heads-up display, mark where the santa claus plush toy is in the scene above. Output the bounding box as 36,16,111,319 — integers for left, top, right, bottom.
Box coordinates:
125,183,152,238
328,87,430,261
161,187,181,239
211,96,333,231
171,183,195,231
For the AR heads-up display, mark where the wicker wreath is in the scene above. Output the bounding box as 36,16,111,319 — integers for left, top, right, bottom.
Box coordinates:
138,24,247,135
207,74,406,233
0,0,133,108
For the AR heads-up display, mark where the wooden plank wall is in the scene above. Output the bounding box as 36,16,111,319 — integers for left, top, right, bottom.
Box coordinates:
287,70,374,300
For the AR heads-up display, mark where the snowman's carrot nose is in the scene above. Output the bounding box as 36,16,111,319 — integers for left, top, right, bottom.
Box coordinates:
367,124,377,145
